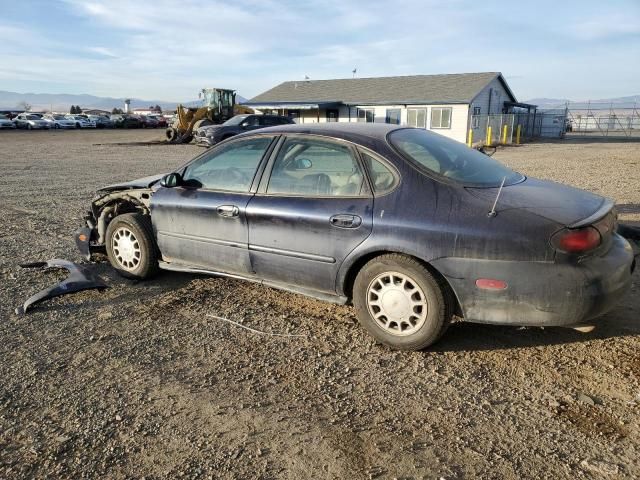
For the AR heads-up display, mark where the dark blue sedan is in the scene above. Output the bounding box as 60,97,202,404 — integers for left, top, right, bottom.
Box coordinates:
77,124,635,350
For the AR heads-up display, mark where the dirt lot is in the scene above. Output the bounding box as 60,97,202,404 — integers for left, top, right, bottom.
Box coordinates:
0,129,638,479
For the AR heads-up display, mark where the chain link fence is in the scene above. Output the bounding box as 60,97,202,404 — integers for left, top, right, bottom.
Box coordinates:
468,110,567,146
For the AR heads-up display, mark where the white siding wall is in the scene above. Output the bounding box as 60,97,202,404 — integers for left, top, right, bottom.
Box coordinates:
286,103,473,143
470,77,512,116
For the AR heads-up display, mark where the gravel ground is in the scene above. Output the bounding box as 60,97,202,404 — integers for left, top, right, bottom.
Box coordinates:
0,129,638,479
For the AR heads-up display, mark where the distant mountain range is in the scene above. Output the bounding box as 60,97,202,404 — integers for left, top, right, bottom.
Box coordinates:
0,90,248,112
524,95,640,109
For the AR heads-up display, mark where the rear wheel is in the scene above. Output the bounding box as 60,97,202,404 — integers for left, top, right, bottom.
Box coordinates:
106,213,159,280
353,254,453,350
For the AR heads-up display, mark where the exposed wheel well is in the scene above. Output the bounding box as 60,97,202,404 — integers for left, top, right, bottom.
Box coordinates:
342,251,463,317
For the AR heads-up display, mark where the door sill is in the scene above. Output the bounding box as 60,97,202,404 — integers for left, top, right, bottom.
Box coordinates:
158,261,349,305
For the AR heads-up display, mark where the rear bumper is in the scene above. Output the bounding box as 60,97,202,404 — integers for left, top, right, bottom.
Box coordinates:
432,234,634,327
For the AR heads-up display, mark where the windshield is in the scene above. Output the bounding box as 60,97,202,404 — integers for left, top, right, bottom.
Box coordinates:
26,115,41,120
223,115,248,126
53,115,66,119
389,128,523,187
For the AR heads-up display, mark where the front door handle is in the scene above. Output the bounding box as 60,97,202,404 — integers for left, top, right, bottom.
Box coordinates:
217,205,240,218
330,214,362,228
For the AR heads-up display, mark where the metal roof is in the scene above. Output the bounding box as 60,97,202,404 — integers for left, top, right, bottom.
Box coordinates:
247,72,516,106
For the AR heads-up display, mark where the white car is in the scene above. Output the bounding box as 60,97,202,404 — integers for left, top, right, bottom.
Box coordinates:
13,113,51,130
65,115,96,128
43,114,77,129
0,114,17,129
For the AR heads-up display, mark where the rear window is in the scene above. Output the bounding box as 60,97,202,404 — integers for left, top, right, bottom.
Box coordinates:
389,128,523,187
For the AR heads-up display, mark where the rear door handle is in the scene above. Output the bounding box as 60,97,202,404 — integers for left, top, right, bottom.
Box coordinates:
330,214,362,228
217,205,240,218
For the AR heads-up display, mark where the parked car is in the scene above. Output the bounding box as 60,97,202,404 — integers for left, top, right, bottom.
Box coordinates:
140,115,159,128
13,113,51,130
146,114,167,128
0,113,17,129
87,115,113,128
42,114,77,129
65,115,96,128
110,114,141,129
75,124,635,350
195,114,294,147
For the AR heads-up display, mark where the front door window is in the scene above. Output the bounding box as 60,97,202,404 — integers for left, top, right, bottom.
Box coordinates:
183,136,272,192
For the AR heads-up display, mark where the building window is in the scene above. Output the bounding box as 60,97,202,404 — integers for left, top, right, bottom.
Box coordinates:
385,109,401,125
431,107,452,129
326,109,339,122
472,106,481,128
357,108,375,123
407,108,427,128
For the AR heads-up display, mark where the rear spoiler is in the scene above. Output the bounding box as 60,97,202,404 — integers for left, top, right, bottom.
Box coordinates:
568,198,615,229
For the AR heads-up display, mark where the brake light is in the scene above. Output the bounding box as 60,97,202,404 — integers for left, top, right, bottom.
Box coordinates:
551,226,601,254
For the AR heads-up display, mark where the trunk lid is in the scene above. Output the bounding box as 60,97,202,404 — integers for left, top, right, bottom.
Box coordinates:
466,177,609,226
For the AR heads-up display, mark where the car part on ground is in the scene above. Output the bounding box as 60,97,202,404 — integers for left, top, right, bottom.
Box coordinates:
15,259,109,314
76,123,636,350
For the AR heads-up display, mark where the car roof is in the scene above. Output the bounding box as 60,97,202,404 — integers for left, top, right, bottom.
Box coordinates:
252,122,405,142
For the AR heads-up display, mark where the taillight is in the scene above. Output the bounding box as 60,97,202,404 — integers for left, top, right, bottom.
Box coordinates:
551,226,601,254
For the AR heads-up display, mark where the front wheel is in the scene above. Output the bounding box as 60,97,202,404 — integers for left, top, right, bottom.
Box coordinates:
106,213,159,280
353,254,453,350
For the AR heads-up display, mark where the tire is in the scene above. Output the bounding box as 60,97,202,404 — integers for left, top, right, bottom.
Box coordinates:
106,213,159,280
27,124,32,130
353,254,453,350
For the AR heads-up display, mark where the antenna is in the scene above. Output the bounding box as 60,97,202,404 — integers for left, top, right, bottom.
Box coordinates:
487,176,506,218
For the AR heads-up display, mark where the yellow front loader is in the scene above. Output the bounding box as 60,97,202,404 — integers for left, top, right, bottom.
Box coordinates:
166,88,251,144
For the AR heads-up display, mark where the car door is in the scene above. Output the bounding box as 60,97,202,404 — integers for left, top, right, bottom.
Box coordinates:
151,135,277,274
246,135,374,293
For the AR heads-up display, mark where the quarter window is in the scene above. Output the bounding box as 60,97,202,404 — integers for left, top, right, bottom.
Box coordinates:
357,108,375,123
407,108,427,128
182,137,272,192
360,151,398,194
267,138,365,196
431,107,452,129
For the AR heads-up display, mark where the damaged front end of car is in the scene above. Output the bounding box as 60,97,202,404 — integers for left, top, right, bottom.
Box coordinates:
75,174,163,260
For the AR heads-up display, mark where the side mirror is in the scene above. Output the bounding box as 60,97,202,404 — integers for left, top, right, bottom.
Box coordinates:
240,121,249,128
160,172,182,188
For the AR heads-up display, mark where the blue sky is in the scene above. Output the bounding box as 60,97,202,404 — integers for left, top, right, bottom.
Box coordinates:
0,0,638,101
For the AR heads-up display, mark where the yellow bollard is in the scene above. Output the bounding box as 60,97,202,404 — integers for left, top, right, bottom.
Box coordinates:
516,125,522,144
502,125,508,144
486,126,492,146
467,129,473,148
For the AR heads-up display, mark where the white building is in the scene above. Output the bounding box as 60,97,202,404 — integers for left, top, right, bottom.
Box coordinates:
245,72,535,144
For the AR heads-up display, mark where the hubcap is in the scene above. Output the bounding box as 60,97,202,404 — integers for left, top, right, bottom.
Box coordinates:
112,227,141,271
367,271,428,336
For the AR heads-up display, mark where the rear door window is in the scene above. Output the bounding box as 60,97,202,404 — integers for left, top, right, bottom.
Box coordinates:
267,138,366,197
